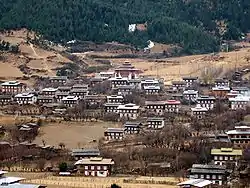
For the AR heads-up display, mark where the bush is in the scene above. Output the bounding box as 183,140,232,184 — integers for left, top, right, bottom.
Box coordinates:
59,162,68,172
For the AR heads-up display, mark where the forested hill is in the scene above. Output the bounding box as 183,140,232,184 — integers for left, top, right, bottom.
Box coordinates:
0,0,249,54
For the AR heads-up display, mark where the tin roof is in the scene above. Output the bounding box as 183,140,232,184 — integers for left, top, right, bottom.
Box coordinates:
177,179,212,187
74,157,114,165
211,148,242,156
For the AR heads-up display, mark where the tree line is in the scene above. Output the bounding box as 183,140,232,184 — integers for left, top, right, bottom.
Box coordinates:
0,0,249,54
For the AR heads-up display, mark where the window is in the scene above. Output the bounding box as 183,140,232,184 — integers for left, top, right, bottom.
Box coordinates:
214,156,218,160
212,175,216,180
103,166,107,170
85,166,88,170
206,175,210,179
91,166,95,170
225,156,228,160
97,166,101,170
200,175,204,179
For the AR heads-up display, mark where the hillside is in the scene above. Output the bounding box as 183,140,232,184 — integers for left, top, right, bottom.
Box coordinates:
0,0,249,54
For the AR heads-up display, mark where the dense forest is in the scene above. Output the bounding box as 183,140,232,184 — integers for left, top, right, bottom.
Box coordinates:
0,0,249,54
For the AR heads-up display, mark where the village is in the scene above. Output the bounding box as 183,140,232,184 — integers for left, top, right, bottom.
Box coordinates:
0,61,250,188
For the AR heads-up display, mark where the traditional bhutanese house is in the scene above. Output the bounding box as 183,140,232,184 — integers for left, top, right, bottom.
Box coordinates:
55,91,69,102
229,95,250,110
188,164,228,185
227,90,240,99
214,78,230,88
231,87,249,95
123,121,142,134
145,100,166,116
61,96,79,107
14,93,37,105
117,103,140,119
72,84,88,90
183,89,198,103
165,100,181,113
197,96,216,110
90,77,105,86
69,88,88,99
104,128,124,140
1,81,26,95
147,117,165,129
49,76,67,84
84,95,106,106
57,86,71,92
226,125,250,148
0,95,12,105
177,179,213,188
211,148,242,166
172,81,186,91
104,103,121,113
114,62,141,79
191,106,208,119
109,77,128,89
116,85,135,95
74,157,114,177
140,79,159,88
71,148,100,160
40,87,58,97
143,85,161,95
182,77,198,87
211,86,230,99
106,95,124,104
170,93,183,101
128,79,141,88
99,71,115,79
37,96,54,105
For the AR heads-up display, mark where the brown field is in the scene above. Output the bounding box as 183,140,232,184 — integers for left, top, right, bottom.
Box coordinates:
7,172,179,188
0,29,71,79
89,45,250,84
34,121,121,149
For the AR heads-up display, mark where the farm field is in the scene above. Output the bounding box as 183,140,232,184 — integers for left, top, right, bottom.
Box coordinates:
7,172,179,188
33,121,121,149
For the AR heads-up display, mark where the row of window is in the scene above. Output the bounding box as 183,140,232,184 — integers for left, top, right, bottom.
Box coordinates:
214,156,234,161
84,166,108,170
193,174,222,180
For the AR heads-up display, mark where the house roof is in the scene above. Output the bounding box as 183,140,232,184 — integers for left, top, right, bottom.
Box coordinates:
145,101,167,105
74,157,114,165
166,100,181,105
147,117,164,121
15,93,34,98
0,95,12,99
197,96,215,100
124,121,141,127
182,77,198,80
117,103,140,110
143,85,160,90
0,177,25,185
172,81,186,85
229,95,250,102
105,128,124,133
177,179,212,187
191,106,208,112
4,183,44,188
211,148,242,156
183,90,198,95
104,103,122,107
212,86,230,91
41,87,58,92
49,76,67,80
190,164,226,174
71,148,100,156
62,96,78,101
1,81,21,86
107,95,123,99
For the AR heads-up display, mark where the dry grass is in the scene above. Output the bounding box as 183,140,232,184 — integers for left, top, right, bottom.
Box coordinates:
33,121,121,149
0,29,71,80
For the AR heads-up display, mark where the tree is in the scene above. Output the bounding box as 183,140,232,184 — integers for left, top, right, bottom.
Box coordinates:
59,162,68,172
111,184,121,188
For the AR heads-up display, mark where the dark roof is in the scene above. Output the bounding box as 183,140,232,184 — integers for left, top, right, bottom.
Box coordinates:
190,164,226,174
182,77,198,80
71,148,100,157
124,121,141,127
0,95,12,99
147,117,164,121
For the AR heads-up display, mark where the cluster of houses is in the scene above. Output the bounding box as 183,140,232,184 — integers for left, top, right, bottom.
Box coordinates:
1,62,250,185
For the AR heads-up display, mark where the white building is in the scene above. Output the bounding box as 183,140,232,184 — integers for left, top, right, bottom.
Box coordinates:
107,95,124,103
226,125,250,148
15,93,37,105
109,77,128,88
1,81,25,94
165,100,181,113
141,79,159,88
62,96,79,107
229,95,250,110
214,78,230,88
143,85,160,95
104,103,121,113
117,103,140,119
104,128,125,140
145,101,166,115
211,148,242,166
183,90,198,102
197,96,216,110
99,71,115,79
182,77,198,87
147,117,165,129
41,87,58,97
191,106,208,119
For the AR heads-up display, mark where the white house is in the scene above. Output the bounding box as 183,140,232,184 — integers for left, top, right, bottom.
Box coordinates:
143,85,161,95
104,128,125,140
1,81,25,94
165,100,181,113
40,87,58,97
15,93,37,105
104,103,121,113
62,96,79,107
191,106,208,119
106,95,124,103
226,125,250,148
117,103,140,119
229,95,250,110
183,89,198,103
109,77,128,88
197,96,216,110
211,148,242,166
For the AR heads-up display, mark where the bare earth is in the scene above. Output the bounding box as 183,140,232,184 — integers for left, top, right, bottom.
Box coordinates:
34,121,121,149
